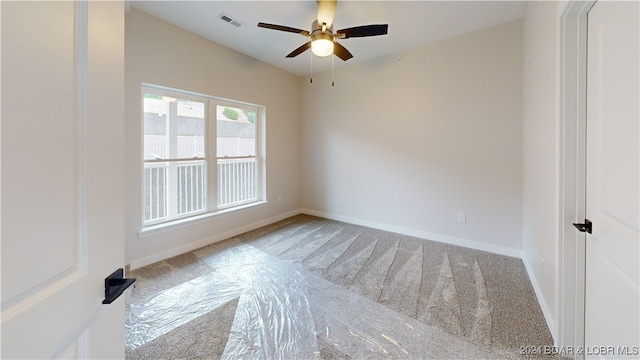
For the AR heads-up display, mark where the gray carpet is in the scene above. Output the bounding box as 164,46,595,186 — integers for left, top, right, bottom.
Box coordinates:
125,215,554,359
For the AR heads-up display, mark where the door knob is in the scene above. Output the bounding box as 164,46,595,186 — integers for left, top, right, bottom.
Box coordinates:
102,268,136,304
572,219,592,234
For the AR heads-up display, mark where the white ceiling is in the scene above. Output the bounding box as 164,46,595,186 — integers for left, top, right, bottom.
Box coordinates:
130,1,527,76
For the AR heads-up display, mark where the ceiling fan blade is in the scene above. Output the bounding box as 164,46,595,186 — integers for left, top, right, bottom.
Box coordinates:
333,42,353,61
317,0,337,28
286,42,312,58
336,24,388,39
258,22,310,37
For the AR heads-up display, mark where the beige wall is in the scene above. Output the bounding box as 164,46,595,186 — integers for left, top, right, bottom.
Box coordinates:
125,9,302,266
301,20,524,256
521,0,565,339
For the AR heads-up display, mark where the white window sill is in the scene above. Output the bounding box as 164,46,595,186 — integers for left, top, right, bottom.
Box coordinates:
138,200,268,239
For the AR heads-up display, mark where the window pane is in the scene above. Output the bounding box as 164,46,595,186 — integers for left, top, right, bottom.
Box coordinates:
143,95,168,160
144,162,168,223
177,100,205,158
144,94,205,160
176,160,206,216
217,105,256,157
217,158,257,207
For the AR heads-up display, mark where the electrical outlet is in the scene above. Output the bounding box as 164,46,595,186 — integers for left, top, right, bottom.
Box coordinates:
277,195,282,203
458,212,466,223
339,195,345,204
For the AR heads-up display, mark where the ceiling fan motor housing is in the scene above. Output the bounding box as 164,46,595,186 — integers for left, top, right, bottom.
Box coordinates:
310,20,334,57
311,20,333,40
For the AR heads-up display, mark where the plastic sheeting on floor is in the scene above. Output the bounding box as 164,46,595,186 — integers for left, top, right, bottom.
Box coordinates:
126,241,511,359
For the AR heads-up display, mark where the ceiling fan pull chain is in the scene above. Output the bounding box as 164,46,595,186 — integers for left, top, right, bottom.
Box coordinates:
332,54,335,87
310,50,313,83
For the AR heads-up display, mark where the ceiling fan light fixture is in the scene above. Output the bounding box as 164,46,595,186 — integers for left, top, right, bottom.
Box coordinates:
257,0,387,62
311,38,334,57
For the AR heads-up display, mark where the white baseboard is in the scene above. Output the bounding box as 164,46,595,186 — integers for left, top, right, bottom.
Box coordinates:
300,208,523,259
131,206,522,269
128,209,301,270
522,256,557,342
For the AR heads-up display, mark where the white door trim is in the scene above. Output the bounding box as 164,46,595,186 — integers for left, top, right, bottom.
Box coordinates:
558,1,595,358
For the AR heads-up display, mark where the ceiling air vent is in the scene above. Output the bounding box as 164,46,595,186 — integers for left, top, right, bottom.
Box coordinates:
218,13,243,27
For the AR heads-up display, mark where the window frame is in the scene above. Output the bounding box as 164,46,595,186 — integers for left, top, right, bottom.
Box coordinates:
214,100,263,210
140,84,266,231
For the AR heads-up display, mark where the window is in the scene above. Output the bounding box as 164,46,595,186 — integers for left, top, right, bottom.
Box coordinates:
216,104,259,208
142,86,264,226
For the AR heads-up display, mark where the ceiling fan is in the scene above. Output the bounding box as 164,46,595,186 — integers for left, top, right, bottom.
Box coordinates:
257,0,388,61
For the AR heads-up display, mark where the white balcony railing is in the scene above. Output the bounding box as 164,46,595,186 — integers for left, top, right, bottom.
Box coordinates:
217,157,257,208
143,163,168,223
177,161,207,216
144,158,257,224
144,135,205,160
144,135,254,159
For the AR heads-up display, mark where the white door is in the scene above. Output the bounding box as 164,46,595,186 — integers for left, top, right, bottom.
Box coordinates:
1,2,126,358
585,1,639,358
